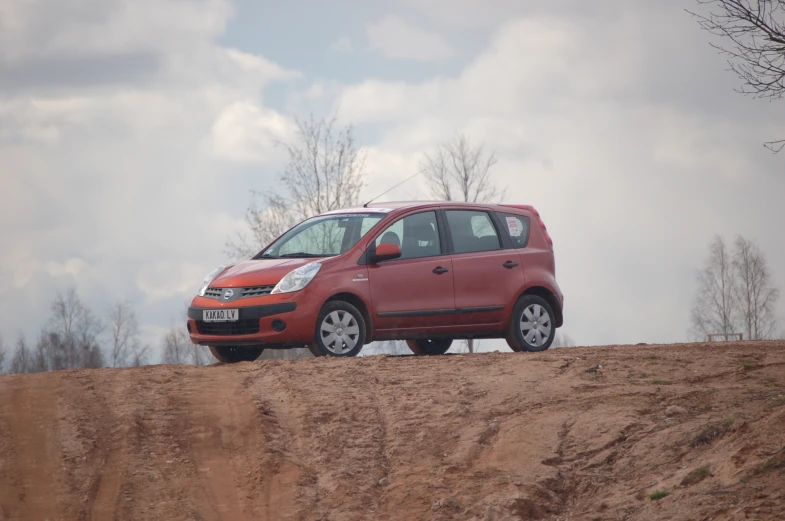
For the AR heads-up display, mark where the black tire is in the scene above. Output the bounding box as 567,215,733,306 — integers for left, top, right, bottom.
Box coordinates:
406,338,453,356
209,345,264,363
506,295,556,352
308,301,366,357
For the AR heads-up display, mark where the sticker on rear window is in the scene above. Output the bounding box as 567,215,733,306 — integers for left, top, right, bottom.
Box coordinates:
506,217,522,237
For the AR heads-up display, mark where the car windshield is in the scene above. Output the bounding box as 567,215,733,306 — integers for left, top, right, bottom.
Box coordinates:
255,213,385,259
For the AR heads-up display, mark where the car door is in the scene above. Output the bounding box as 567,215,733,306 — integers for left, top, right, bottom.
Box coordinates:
443,209,525,325
366,210,456,333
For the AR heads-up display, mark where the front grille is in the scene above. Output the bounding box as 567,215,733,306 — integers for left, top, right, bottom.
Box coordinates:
204,288,223,298
202,285,276,300
242,285,275,298
196,319,260,336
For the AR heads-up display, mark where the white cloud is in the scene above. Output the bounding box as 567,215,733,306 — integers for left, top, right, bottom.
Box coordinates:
0,0,233,61
137,262,209,301
0,0,299,344
225,48,300,82
329,36,354,53
366,15,455,61
209,101,296,163
398,0,533,28
46,258,88,278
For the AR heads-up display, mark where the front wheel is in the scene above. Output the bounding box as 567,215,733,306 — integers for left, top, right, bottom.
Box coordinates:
209,345,264,363
308,301,366,357
406,338,453,356
506,295,556,352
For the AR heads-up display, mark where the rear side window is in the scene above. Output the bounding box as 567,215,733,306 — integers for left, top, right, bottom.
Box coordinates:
496,212,530,248
445,210,501,254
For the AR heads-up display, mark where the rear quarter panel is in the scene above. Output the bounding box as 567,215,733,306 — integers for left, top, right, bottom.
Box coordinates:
501,207,563,323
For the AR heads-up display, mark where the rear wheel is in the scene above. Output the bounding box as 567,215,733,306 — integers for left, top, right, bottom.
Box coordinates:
506,295,556,352
208,345,264,363
308,301,366,357
406,338,453,356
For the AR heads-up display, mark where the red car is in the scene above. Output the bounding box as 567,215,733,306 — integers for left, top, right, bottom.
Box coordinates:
187,201,563,362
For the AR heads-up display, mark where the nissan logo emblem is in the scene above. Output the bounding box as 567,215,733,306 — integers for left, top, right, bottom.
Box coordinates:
223,289,234,300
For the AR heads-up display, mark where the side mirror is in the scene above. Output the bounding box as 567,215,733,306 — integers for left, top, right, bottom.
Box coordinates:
371,243,401,263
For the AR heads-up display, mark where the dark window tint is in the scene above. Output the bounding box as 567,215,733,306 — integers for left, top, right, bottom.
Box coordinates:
375,211,441,259
496,212,530,248
445,210,501,254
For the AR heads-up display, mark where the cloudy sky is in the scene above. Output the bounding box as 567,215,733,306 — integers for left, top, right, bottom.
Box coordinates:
1,0,784,358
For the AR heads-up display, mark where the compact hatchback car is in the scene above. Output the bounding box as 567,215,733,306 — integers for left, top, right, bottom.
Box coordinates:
187,201,564,363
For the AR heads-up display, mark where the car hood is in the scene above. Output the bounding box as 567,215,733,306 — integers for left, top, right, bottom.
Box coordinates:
211,258,325,288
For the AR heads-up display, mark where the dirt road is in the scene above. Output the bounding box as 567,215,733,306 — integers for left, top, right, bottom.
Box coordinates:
1,340,784,521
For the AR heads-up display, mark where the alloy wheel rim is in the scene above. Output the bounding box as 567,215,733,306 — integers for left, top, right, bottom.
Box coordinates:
320,310,360,354
520,304,551,347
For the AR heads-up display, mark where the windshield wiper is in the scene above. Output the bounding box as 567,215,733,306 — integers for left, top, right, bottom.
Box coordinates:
278,252,326,258
254,253,278,259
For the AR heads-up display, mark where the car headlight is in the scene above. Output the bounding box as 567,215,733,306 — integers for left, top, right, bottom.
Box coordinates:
271,262,322,294
198,265,226,296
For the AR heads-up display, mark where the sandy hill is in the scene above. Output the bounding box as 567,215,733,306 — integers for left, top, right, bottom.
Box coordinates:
1,340,784,521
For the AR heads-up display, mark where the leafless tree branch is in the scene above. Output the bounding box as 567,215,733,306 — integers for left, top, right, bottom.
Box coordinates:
0,334,6,374
732,235,780,339
422,134,504,207
226,114,367,260
691,234,780,340
161,324,212,366
551,332,576,348
691,236,738,339
690,0,785,151
764,138,785,151
6,288,105,374
364,340,411,356
10,336,32,374
107,300,148,367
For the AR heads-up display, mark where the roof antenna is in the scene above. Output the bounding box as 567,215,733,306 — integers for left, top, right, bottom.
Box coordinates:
363,168,425,207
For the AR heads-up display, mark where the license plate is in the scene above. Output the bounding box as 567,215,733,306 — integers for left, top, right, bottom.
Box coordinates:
203,309,239,322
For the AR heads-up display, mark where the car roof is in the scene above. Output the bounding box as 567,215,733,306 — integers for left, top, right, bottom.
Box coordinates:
316,201,539,218
319,200,507,214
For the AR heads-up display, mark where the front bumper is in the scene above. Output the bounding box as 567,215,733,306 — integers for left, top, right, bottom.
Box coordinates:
186,290,322,348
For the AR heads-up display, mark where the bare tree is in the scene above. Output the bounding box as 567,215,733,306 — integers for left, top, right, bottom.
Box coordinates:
691,236,739,339
226,114,367,259
363,340,412,356
421,133,505,353
44,288,104,370
0,334,6,374
552,332,576,348
192,343,213,367
422,133,504,205
691,0,785,152
161,326,190,365
13,288,106,373
258,348,314,360
161,325,212,366
732,236,780,339
107,301,148,367
10,336,32,374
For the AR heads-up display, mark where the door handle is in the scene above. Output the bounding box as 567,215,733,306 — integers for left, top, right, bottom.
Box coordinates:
503,261,519,269
433,266,449,274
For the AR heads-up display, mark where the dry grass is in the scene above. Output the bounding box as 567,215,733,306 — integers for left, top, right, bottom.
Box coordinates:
691,421,732,447
680,466,712,487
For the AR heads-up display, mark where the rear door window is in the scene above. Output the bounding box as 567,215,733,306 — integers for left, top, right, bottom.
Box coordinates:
496,212,530,248
445,210,502,254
